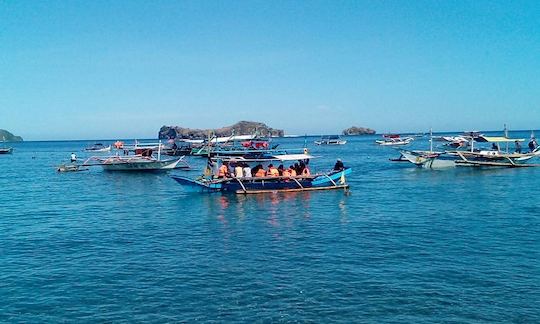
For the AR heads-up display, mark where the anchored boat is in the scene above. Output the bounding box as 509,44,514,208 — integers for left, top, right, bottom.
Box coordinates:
315,135,347,145
84,143,112,152
0,137,13,154
376,134,414,146
81,141,190,171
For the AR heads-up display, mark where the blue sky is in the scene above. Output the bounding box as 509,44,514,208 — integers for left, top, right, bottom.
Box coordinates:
1,1,539,140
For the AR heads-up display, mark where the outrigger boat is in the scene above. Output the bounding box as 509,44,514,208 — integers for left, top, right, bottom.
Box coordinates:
190,133,279,157
84,143,112,152
376,134,414,146
171,168,351,194
81,141,190,171
0,137,13,154
0,147,13,154
83,155,189,171
314,135,347,145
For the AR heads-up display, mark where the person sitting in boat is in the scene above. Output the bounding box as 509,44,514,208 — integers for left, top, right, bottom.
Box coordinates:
267,164,280,177
255,164,267,177
277,164,285,176
529,138,537,152
288,165,297,177
333,159,345,171
234,163,243,178
242,163,252,178
491,143,498,151
301,163,311,176
70,153,77,163
293,163,301,175
515,141,522,154
217,162,230,178
282,166,291,178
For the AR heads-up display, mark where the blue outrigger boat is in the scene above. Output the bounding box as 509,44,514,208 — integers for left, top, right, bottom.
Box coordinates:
171,168,352,194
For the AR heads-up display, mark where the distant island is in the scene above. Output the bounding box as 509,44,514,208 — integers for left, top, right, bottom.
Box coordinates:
0,129,23,142
159,121,285,139
342,126,376,136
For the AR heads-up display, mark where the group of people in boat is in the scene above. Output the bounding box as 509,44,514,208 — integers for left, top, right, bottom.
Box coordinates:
512,138,538,154
217,161,311,179
216,159,345,179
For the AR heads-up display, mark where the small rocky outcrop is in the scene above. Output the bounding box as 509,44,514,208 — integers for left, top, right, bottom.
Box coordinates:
342,126,376,136
0,129,23,141
159,121,284,139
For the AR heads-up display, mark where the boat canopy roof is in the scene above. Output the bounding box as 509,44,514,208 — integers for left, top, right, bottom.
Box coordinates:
476,136,525,143
274,153,313,161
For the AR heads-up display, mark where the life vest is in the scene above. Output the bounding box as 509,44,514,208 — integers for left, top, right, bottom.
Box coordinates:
218,165,228,177
255,168,267,177
268,167,279,177
302,167,310,176
282,169,291,177
289,169,297,177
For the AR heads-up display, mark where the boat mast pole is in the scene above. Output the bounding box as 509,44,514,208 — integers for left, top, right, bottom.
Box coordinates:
504,124,509,153
429,128,433,153
158,140,161,161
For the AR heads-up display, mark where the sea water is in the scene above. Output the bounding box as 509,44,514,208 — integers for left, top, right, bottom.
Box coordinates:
1,133,539,322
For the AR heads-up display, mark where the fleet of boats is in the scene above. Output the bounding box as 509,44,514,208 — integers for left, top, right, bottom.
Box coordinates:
20,126,540,195
393,128,540,169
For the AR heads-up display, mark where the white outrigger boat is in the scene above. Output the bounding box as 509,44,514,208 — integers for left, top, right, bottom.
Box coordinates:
81,141,190,171
376,134,414,146
84,143,112,152
0,136,13,154
315,135,347,145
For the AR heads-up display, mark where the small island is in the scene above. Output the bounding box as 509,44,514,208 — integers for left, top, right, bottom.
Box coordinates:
159,121,284,140
342,126,376,136
0,129,23,142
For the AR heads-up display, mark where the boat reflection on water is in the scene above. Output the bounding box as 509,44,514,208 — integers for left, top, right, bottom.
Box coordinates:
194,189,355,226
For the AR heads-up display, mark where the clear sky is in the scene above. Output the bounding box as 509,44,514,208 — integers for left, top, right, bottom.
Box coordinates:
1,0,539,140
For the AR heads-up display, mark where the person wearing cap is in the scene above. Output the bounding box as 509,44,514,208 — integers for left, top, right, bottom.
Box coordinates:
515,140,522,154
333,159,345,171
529,138,537,152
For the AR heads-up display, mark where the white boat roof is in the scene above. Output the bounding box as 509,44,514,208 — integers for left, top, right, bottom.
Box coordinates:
217,153,314,162
477,136,525,143
210,135,256,143
274,153,313,161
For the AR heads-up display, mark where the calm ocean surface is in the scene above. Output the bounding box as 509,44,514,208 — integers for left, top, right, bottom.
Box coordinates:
1,133,539,323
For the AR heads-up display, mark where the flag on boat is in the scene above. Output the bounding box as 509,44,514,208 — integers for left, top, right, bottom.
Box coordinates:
339,172,346,185
204,157,214,176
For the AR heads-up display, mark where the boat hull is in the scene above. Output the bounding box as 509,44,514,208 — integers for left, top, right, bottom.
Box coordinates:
400,150,457,169
100,158,185,171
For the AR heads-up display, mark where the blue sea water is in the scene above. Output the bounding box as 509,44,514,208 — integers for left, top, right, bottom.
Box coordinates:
1,133,539,322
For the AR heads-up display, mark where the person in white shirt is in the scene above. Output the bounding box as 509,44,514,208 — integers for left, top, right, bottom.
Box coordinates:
242,163,252,178
70,153,77,163
234,163,243,178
